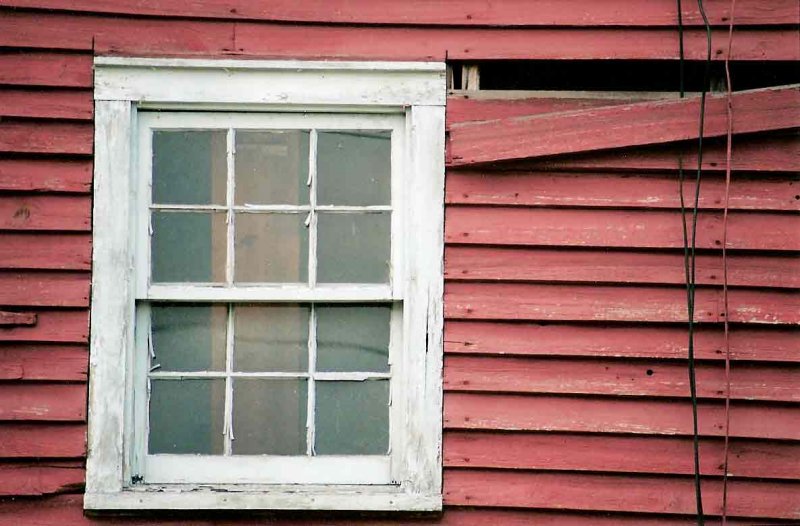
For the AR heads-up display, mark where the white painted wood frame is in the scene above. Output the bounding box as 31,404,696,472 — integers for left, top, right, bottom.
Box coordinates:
87,58,445,512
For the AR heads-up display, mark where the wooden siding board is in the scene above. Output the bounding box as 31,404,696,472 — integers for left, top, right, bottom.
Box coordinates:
2,0,797,26
0,309,88,343
445,207,800,251
0,234,91,270
0,384,86,422
448,86,800,166
0,89,93,121
0,195,91,231
0,52,92,88
0,121,93,155
0,272,90,308
445,393,800,440
0,423,85,458
444,432,800,479
0,344,87,381
0,159,93,194
0,461,84,496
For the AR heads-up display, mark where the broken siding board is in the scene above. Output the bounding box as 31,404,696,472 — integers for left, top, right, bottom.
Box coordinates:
445,207,800,251
0,52,92,88
444,393,800,440
445,247,800,288
0,345,87,381
444,471,800,518
444,282,800,324
447,97,633,125
0,121,93,155
444,356,800,401
0,159,93,193
0,272,90,308
449,86,800,166
0,309,88,343
0,423,85,458
445,170,800,211
0,384,86,421
444,322,799,363
0,461,84,496
2,0,796,26
444,432,800,479
0,89,93,121
0,234,91,270
0,195,91,231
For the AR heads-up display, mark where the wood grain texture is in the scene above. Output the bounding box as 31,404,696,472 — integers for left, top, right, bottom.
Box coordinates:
0,344,87,381
444,355,800,401
0,384,86,421
0,89,92,121
0,311,35,326
445,246,800,288
0,52,92,88
2,0,796,26
0,195,91,231
449,86,800,166
0,272,89,308
0,309,88,343
0,423,85,458
448,96,634,125
0,159,92,193
0,121,93,155
445,170,800,211
444,432,800,479
446,206,800,251
444,322,799,362
445,393,800,439
0,461,83,496
0,234,90,270
444,470,800,518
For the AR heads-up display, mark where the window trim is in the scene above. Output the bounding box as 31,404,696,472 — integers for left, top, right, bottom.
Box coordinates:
86,58,445,512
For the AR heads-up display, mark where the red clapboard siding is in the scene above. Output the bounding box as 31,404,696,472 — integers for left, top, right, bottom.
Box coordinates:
0,52,92,88
0,89,92,121
0,344,87,381
444,356,800,401
0,461,83,496
445,170,800,211
0,234,91,270
0,272,89,308
444,432,800,479
0,309,88,343
444,322,799,363
0,384,86,421
0,311,35,326
0,195,91,231
447,96,633,124
448,86,800,166
444,471,800,518
445,282,800,324
445,207,800,251
0,423,85,458
0,159,92,193
445,246,800,289
0,121,93,155
2,0,796,27
445,393,800,440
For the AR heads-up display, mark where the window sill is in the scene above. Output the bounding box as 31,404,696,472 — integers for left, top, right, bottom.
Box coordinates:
84,485,442,512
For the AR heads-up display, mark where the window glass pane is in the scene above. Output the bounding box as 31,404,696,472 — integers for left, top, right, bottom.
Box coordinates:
315,380,389,455
234,305,308,372
152,130,227,205
234,131,310,206
149,379,225,454
317,212,390,283
317,131,390,206
316,305,390,372
234,213,308,283
232,378,307,455
151,211,226,283
150,304,227,372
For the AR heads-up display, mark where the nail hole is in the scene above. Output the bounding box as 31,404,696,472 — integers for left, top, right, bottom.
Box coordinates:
646,369,654,376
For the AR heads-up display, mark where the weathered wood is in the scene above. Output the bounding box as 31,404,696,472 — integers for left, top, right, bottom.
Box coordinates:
0,344,87,381
445,246,800,288
1,0,795,26
449,86,800,166
0,159,92,193
0,89,92,120
445,282,800,324
0,461,84,496
0,309,88,343
0,52,92,88
445,170,800,211
0,384,86,421
0,234,91,270
0,121,93,155
0,311,36,326
0,423,85,458
444,356,800,401
444,393,800,440
447,96,631,124
0,195,91,231
445,207,800,251
444,432,800,479
444,471,800,518
0,272,90,308
444,322,799,362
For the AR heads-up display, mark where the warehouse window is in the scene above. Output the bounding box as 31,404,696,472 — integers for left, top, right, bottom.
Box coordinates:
86,58,445,511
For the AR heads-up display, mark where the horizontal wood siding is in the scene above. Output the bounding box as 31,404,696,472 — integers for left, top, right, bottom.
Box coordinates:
0,2,796,525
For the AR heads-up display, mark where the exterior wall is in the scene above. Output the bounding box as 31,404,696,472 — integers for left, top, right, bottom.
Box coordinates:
0,2,797,524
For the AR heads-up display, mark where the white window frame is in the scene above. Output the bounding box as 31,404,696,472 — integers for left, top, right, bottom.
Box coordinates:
86,58,445,512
